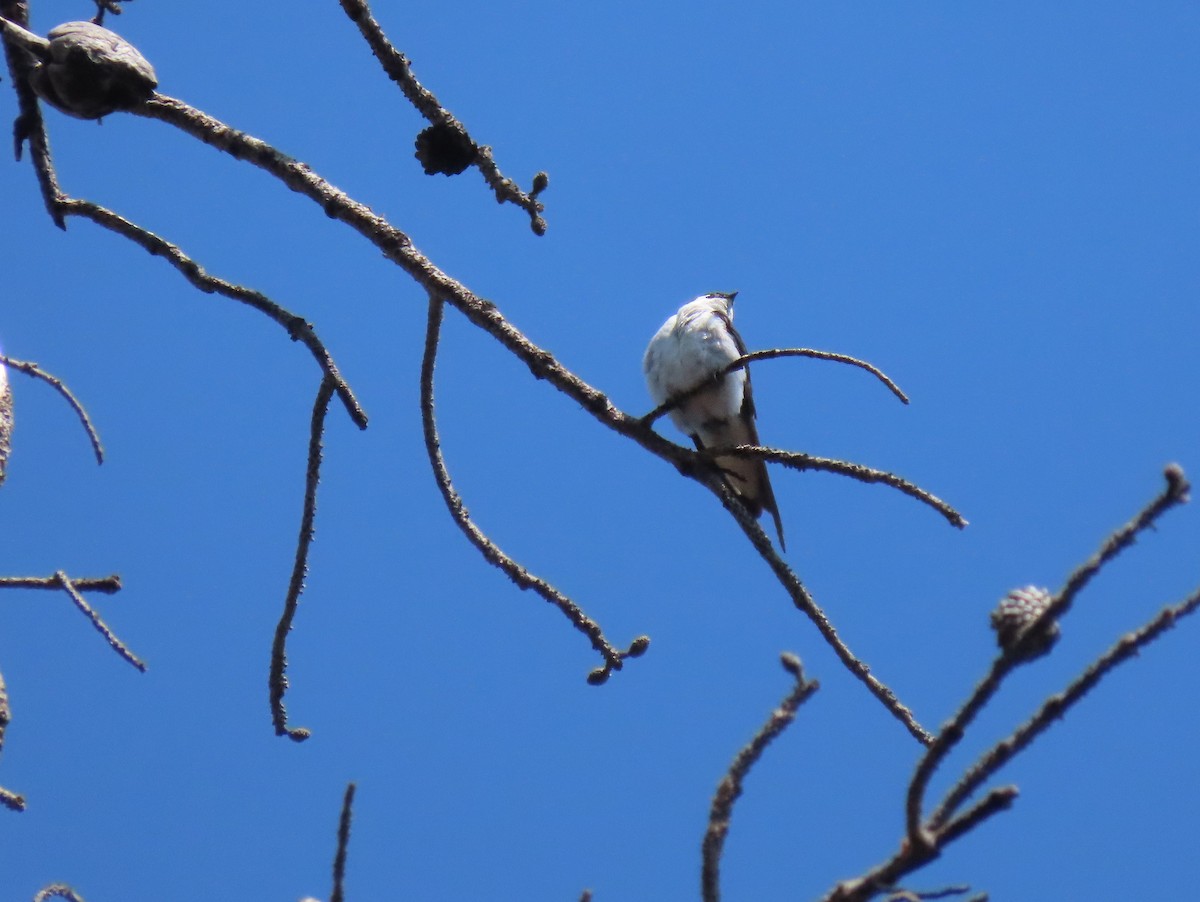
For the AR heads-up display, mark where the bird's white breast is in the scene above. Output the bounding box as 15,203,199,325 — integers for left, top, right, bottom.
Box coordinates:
644,301,746,437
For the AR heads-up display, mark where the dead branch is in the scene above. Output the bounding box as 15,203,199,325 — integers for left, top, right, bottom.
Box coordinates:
269,375,336,742
1,2,66,228
641,347,909,428
52,570,144,671
0,355,104,464
421,296,645,683
0,574,121,593
331,782,356,902
930,578,1200,833
702,653,819,902
716,483,933,745
0,668,25,812
706,445,967,530
51,201,369,430
906,464,1190,845
336,0,549,234
823,466,1195,902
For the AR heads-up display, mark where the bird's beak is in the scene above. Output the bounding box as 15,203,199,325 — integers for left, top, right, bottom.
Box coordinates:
716,290,739,305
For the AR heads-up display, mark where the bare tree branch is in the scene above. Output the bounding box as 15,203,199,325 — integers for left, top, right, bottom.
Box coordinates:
642,347,909,429
717,484,933,745
906,464,1190,845
50,201,369,430
131,95,958,724
705,445,967,530
331,781,356,902
269,375,336,742
881,886,978,902
930,579,1200,832
0,355,104,464
0,668,26,812
0,574,121,593
421,296,645,683
52,570,144,671
336,0,549,234
702,653,819,902
0,2,66,228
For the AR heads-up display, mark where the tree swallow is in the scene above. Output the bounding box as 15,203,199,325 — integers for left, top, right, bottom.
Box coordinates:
643,292,785,549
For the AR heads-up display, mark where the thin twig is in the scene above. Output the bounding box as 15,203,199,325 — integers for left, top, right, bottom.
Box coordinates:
331,782,356,902
0,668,25,812
934,786,1018,845
0,784,23,811
53,570,145,671
336,0,548,234
1025,462,1190,645
0,574,121,593
702,653,818,902
705,446,966,529
642,347,909,428
718,483,933,745
0,365,11,483
0,668,9,759
930,580,1200,832
420,296,644,683
51,201,368,430
881,886,976,902
0,355,104,464
269,375,336,742
1,2,67,228
826,786,1015,902
905,464,1190,845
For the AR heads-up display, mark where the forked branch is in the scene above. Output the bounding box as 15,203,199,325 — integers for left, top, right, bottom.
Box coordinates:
906,464,1191,845
827,466,1195,902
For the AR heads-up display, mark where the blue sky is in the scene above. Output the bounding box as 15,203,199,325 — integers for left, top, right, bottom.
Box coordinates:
1,2,1198,900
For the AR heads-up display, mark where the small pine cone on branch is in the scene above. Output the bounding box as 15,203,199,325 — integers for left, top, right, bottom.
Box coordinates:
990,585,1060,662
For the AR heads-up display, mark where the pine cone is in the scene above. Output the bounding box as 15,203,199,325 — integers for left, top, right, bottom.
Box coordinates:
31,22,158,120
414,122,477,176
990,585,1060,662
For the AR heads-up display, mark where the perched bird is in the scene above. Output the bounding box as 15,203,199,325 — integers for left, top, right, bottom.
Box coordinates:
643,292,785,549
